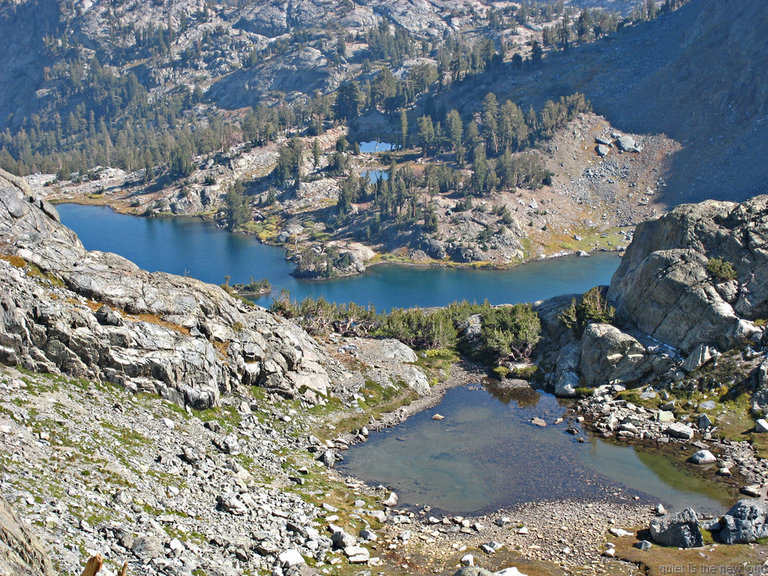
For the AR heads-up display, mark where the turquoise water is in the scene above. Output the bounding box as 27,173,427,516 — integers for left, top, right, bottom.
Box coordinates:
57,204,619,310
339,386,731,515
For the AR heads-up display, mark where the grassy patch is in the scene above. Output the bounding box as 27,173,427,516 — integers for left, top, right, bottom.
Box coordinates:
613,532,766,576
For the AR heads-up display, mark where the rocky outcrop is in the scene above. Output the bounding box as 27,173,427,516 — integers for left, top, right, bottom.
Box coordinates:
578,323,674,387
537,196,768,397
0,497,55,576
608,197,768,354
0,170,346,408
711,500,768,544
649,508,703,549
534,296,676,396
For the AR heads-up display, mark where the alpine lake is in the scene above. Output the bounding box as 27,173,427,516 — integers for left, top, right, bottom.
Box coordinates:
58,203,733,515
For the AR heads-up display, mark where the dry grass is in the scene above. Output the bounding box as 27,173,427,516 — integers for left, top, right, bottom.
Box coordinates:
613,532,768,576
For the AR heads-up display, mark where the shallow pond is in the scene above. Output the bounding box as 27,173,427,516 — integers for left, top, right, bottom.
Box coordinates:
338,385,730,516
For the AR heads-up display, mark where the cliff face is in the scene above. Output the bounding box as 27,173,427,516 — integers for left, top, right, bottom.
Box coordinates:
609,197,768,353
538,196,768,396
0,169,347,408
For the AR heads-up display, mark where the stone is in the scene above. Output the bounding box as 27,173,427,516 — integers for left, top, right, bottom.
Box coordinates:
460,555,475,567
609,198,768,355
740,485,763,498
634,540,652,551
132,535,165,562
432,414,445,420
343,546,370,563
712,500,768,544
665,422,694,440
755,419,768,433
596,144,610,157
699,400,716,411
317,450,337,468
579,323,670,387
0,496,56,576
698,414,713,429
682,344,714,373
616,135,640,152
278,549,305,567
689,450,716,465
382,492,398,507
531,417,547,427
649,508,702,548
657,410,675,423
608,527,634,538
329,525,356,549
654,503,667,516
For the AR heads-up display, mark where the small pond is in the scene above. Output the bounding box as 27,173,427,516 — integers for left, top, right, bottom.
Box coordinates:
361,169,389,183
338,385,731,516
358,141,396,154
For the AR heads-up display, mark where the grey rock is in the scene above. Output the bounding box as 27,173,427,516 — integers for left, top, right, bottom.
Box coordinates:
740,485,763,498
454,567,495,576
665,422,694,440
616,135,639,152
755,419,768,433
132,535,165,562
579,323,669,387
697,413,713,428
699,400,716,411
278,549,305,567
682,344,714,373
596,144,610,157
712,500,768,544
689,450,716,465
649,508,702,548
609,198,768,355
0,174,341,409
634,540,652,551
329,526,356,550
317,450,337,468
343,545,370,563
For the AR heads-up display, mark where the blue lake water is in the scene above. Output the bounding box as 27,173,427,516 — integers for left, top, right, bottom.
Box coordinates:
57,203,620,310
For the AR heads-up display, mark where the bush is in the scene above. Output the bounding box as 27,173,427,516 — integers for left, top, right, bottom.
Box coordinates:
706,258,737,282
560,286,615,335
481,304,541,360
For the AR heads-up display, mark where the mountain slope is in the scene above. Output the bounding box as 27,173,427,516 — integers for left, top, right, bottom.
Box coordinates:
440,0,768,206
